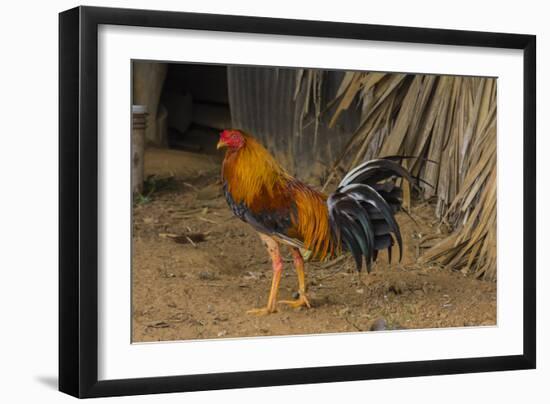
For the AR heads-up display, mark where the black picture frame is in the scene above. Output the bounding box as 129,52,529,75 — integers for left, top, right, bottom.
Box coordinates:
59,5,536,398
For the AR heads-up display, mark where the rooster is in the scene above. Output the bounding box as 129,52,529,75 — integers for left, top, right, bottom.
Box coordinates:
217,129,415,315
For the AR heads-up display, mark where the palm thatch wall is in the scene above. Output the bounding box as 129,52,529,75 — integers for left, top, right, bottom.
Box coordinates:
227,67,497,280
309,71,497,280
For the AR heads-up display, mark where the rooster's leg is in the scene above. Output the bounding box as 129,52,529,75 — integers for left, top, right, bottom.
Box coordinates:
278,247,311,309
247,233,283,315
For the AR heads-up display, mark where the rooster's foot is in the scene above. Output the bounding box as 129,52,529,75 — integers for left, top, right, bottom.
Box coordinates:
278,294,311,309
246,306,277,316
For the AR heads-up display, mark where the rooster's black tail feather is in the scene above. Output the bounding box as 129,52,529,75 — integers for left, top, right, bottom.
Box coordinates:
328,158,413,272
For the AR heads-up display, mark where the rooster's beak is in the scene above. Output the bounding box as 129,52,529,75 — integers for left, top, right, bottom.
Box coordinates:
216,140,227,150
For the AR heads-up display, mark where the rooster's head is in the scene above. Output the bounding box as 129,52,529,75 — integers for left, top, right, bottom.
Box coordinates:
217,129,246,151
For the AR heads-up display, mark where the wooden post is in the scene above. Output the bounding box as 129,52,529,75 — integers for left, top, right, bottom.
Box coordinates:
132,105,148,195
133,62,168,146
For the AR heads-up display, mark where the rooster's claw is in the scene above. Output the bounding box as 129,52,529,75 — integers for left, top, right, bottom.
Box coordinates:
277,294,311,309
246,306,276,315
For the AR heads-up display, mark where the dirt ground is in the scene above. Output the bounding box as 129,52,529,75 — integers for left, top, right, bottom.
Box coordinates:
132,148,496,342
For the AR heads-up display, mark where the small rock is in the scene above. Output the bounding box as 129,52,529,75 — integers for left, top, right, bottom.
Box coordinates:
338,307,351,316
370,318,387,331
198,271,218,281
243,271,261,280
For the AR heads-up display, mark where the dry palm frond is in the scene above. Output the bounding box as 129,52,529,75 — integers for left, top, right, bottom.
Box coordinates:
319,72,497,280
295,69,325,147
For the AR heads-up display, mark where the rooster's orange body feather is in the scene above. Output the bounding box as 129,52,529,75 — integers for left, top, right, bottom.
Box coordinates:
221,134,336,260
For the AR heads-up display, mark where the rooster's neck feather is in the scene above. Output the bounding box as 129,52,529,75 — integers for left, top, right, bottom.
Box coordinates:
222,136,289,206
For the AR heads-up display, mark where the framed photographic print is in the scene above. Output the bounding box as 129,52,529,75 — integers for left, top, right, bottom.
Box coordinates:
59,6,536,398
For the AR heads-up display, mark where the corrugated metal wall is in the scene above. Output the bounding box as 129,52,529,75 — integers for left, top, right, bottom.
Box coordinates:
227,66,360,180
